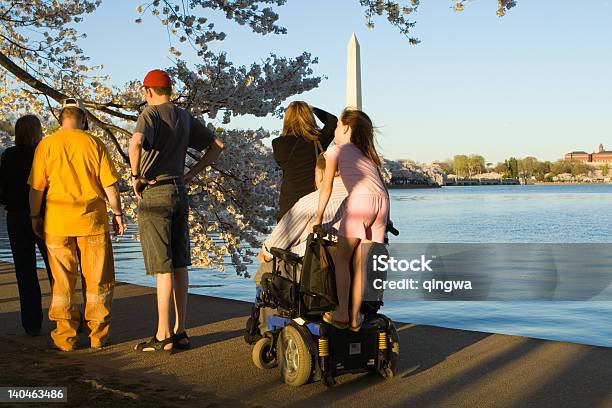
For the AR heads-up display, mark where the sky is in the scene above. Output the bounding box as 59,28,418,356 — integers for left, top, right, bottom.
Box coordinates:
77,0,612,164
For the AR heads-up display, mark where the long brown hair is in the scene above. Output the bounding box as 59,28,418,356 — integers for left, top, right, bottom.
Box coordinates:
14,115,42,147
281,101,320,141
341,108,381,167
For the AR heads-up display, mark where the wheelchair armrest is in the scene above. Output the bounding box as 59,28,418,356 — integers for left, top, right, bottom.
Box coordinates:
270,247,302,265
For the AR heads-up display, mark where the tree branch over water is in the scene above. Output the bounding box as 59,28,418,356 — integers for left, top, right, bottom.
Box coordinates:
0,50,130,164
0,0,516,273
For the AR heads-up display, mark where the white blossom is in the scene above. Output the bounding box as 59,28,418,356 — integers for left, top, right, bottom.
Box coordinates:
0,0,514,275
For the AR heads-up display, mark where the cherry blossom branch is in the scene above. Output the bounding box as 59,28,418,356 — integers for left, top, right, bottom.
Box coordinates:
0,50,130,163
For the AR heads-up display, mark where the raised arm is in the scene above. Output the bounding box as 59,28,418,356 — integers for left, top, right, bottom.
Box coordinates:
185,114,225,184
184,138,225,184
313,156,337,229
312,107,337,148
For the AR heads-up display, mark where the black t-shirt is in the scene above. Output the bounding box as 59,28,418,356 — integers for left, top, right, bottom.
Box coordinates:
135,102,216,181
272,107,337,221
0,145,35,213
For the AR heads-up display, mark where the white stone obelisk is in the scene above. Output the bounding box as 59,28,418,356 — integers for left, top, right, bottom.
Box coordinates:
346,33,362,110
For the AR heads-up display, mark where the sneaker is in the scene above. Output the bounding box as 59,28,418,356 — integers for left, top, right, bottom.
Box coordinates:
52,343,76,352
90,340,109,350
47,337,75,352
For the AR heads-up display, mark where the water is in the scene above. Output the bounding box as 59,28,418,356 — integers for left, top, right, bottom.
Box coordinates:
1,184,611,347
386,185,612,347
391,184,612,243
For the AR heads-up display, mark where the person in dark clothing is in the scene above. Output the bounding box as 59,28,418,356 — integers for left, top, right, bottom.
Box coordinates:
0,115,52,336
272,102,337,221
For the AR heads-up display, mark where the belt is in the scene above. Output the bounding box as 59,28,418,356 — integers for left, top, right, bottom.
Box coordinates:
144,178,184,190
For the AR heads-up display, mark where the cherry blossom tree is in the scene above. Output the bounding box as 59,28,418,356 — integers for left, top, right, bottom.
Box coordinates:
0,0,515,275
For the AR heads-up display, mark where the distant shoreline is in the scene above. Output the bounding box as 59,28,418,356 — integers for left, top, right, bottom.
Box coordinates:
388,184,441,189
534,182,612,185
388,182,612,188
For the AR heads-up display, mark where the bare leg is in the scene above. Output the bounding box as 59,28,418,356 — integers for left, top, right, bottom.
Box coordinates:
332,236,361,323
154,273,173,350
350,241,370,327
172,267,189,342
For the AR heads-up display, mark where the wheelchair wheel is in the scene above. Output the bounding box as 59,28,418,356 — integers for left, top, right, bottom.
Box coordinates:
252,336,277,369
379,321,399,380
278,325,312,386
388,321,400,373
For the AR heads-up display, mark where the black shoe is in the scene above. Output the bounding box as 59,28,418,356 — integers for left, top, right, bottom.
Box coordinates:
25,328,41,337
134,336,173,353
172,331,190,350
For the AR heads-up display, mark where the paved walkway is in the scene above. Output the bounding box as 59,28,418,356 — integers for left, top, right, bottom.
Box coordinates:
0,262,610,407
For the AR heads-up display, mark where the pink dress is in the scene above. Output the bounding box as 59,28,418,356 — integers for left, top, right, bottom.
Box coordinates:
324,143,389,243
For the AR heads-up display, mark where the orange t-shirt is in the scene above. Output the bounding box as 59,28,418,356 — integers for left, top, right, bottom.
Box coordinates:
28,129,119,236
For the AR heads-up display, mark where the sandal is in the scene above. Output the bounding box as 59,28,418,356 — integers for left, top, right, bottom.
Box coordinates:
323,312,349,330
349,314,364,332
172,331,190,350
134,336,173,352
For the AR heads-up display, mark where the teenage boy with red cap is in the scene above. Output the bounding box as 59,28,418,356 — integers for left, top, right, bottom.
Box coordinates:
130,69,225,352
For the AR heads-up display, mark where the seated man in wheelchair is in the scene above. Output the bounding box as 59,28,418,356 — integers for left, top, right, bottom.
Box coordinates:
250,154,347,338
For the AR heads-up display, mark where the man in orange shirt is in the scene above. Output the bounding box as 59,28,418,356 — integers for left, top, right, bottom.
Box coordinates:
28,98,125,351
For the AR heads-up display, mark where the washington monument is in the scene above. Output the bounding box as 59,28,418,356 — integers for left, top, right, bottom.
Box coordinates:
346,33,362,110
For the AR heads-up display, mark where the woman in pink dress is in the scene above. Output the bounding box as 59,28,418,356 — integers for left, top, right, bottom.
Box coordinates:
313,109,389,331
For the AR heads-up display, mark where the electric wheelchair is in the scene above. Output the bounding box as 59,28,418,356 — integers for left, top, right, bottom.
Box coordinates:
245,225,400,387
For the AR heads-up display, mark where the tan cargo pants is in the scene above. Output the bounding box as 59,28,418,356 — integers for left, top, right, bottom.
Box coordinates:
45,233,115,350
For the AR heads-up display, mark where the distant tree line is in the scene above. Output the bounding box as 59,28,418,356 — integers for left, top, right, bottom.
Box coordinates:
449,155,486,178
435,155,606,182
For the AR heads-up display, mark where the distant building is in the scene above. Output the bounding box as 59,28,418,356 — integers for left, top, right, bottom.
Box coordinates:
593,144,612,164
565,151,590,162
565,144,612,165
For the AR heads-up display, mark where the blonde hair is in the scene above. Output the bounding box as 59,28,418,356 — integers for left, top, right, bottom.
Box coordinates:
316,153,326,170
60,107,85,125
281,101,320,142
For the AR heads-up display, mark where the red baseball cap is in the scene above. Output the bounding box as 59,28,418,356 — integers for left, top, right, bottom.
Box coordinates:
142,69,172,88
